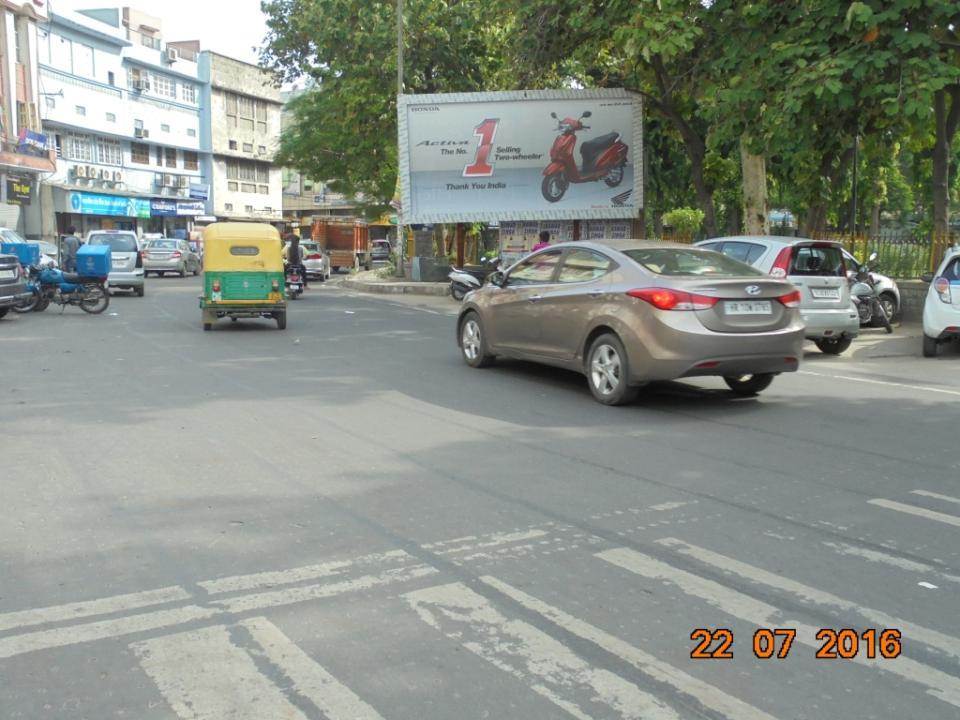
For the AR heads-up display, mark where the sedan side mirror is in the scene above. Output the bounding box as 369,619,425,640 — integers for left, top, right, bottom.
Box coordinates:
488,271,506,287
921,272,934,283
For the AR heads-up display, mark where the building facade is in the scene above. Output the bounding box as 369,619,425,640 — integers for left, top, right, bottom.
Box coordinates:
198,52,282,224
34,7,208,240
0,0,57,236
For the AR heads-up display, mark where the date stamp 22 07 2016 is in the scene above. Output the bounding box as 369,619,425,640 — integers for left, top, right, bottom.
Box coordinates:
690,628,902,660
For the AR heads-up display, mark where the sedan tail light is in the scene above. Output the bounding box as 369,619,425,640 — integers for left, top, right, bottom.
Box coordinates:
627,288,718,311
777,290,802,308
934,277,952,304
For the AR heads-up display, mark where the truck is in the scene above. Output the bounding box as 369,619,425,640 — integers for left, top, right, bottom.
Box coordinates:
311,218,371,272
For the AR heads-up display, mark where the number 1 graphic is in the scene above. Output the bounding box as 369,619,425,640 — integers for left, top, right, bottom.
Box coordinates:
463,118,499,177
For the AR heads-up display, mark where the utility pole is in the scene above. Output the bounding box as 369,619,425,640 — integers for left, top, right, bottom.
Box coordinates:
395,0,405,277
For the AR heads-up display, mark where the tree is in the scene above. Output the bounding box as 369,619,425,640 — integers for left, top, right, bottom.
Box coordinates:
261,0,501,215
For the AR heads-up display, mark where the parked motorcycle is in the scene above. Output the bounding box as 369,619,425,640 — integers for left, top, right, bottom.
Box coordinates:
449,256,501,301
285,266,304,299
15,265,109,314
541,111,628,203
850,252,892,334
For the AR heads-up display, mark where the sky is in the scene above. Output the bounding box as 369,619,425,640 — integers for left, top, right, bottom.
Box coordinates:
54,0,271,66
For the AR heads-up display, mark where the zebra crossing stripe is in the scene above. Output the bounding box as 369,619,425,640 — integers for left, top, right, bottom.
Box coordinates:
657,537,960,663
241,617,386,720
479,575,778,720
868,499,960,528
598,547,960,709
132,625,310,719
405,582,681,720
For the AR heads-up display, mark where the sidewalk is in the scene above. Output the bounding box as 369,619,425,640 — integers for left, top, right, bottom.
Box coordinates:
341,269,450,296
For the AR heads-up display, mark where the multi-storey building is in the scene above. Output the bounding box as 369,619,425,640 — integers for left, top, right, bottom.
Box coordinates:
35,7,208,239
0,0,57,236
198,52,282,224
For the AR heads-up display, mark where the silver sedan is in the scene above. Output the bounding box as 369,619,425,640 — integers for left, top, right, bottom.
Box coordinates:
457,240,805,405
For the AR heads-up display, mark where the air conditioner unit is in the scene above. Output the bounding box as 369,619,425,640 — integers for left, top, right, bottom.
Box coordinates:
164,174,177,187
74,165,88,178
177,176,189,188
164,48,178,63
113,171,123,183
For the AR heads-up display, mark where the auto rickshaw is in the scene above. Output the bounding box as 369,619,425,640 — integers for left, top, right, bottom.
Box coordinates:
199,223,286,331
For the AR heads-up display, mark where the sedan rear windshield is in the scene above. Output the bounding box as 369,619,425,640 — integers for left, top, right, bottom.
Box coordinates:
623,248,763,277
88,233,137,252
789,245,845,277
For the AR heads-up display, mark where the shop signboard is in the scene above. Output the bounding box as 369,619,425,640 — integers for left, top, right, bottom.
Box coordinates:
150,199,178,217
189,183,210,201
6,175,32,205
176,201,205,216
398,89,642,224
70,192,151,218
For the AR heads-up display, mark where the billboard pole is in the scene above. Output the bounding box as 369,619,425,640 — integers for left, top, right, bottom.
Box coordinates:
395,0,405,277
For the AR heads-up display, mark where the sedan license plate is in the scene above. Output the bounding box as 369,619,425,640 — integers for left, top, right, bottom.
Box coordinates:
811,287,841,299
725,300,772,315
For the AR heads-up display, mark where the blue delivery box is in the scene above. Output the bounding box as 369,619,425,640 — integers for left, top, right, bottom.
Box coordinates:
0,241,40,267
77,244,111,278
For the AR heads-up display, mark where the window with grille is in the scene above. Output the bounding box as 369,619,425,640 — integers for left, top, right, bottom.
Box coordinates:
131,142,150,164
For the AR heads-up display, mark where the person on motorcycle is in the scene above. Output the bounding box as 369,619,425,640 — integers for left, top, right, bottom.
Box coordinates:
282,233,308,289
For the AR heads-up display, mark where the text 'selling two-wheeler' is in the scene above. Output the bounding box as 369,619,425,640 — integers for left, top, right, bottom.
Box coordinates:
541,111,628,203
850,252,892,334
14,266,109,314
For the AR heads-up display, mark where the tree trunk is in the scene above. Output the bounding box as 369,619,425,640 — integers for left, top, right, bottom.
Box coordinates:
932,87,959,238
740,138,768,235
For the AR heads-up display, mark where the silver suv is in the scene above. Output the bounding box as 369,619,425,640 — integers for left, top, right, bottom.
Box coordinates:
696,236,859,354
86,230,145,297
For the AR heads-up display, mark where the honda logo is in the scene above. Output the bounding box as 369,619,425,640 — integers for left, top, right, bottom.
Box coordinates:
745,285,762,296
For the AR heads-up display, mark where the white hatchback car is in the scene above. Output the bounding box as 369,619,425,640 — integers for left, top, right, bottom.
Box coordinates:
922,246,960,357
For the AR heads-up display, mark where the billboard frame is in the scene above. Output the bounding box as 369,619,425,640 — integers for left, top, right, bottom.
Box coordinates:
397,88,643,224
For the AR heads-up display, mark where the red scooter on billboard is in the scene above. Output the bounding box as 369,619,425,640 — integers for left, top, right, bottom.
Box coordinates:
541,111,628,202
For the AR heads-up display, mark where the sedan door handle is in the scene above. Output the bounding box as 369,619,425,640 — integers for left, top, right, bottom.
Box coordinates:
528,295,543,303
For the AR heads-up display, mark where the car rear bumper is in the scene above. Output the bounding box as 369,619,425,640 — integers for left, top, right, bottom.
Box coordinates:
620,313,806,383
799,307,860,339
107,269,144,288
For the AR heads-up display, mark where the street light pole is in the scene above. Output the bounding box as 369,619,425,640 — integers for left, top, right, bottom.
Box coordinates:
395,0,405,277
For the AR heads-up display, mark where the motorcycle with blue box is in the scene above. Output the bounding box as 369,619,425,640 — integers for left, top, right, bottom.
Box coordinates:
15,244,110,314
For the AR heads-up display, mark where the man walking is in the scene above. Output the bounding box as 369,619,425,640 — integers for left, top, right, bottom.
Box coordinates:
61,226,80,273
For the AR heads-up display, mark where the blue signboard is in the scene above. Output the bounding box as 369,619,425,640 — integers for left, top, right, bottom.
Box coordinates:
150,199,178,217
189,183,210,201
17,129,48,158
70,192,151,218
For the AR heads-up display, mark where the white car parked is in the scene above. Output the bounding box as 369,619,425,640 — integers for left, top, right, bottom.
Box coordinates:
922,246,960,357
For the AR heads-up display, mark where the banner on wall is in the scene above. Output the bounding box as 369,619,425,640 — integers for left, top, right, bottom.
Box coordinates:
398,89,642,224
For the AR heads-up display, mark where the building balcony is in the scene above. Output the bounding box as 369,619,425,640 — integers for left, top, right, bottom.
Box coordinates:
0,140,57,173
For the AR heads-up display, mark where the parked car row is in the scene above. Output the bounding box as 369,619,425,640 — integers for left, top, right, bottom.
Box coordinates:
454,234,948,406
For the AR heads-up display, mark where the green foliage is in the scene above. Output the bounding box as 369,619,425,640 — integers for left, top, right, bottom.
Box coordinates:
661,207,705,235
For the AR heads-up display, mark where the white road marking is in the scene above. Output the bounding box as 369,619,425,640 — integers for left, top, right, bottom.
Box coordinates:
405,582,680,720
199,549,411,595
799,370,960,398
598,547,960,708
215,564,438,614
912,490,960,506
868,499,960,528
133,625,308,719
241,617,386,720
657,537,960,663
0,605,219,660
822,541,960,584
480,576,778,720
0,585,190,633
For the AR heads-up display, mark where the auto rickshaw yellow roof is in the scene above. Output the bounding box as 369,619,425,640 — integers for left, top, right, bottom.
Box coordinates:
203,222,281,243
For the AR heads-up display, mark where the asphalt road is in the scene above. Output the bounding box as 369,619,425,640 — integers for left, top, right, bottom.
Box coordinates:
1,275,959,720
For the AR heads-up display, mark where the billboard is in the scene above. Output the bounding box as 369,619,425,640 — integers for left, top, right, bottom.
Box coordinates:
398,89,642,224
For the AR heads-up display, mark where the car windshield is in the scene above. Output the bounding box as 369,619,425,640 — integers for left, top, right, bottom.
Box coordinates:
88,233,138,252
623,247,763,277
148,240,178,250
